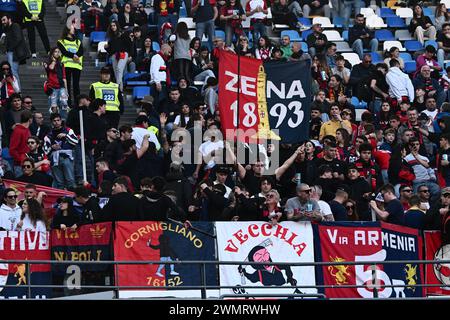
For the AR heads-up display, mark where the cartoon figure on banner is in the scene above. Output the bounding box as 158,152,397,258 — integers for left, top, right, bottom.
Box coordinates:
434,244,450,288
14,264,26,285
147,233,180,278
328,256,350,285
237,238,298,289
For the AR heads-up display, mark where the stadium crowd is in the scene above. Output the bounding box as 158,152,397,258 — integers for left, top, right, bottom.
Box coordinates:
0,0,449,243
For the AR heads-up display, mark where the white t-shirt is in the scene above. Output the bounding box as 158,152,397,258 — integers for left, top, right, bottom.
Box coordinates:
318,200,333,218
21,214,47,233
199,140,224,169
174,115,190,126
132,127,161,151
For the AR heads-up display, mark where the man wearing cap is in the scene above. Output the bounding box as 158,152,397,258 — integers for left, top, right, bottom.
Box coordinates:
306,23,328,57
285,183,321,222
89,67,124,129
151,44,172,113
370,184,405,225
214,165,232,199
346,164,371,220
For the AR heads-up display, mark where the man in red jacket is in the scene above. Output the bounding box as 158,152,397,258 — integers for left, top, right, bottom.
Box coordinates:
9,110,32,177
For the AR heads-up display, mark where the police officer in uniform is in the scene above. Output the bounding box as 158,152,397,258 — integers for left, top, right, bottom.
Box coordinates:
89,66,124,129
58,25,83,107
19,0,50,58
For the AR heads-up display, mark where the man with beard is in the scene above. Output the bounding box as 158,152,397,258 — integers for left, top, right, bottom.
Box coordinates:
238,244,297,287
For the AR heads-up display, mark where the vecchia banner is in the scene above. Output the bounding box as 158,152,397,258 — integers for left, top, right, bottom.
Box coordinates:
114,221,216,297
315,222,424,298
216,221,316,297
0,231,51,299
424,231,450,296
218,51,311,143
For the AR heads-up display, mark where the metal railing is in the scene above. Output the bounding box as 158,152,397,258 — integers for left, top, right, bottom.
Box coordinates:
1,259,450,300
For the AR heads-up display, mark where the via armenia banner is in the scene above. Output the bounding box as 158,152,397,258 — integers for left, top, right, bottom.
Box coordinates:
216,221,316,297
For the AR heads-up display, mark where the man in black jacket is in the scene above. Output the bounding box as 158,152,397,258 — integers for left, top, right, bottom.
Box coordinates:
100,176,139,222
348,54,376,100
66,95,95,185
139,176,186,221
349,14,378,60
30,112,51,142
1,13,30,89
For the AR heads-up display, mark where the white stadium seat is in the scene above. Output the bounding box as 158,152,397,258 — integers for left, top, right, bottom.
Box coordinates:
312,17,334,28
360,8,376,17
396,7,414,18
383,40,406,51
365,15,387,28
322,30,343,41
342,53,362,67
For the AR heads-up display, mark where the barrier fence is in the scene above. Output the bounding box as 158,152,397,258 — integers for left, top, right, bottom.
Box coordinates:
1,220,450,299
1,259,450,299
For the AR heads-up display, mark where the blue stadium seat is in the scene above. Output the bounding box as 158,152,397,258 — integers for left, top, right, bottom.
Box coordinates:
215,29,226,40
351,96,368,109
299,42,308,52
375,30,395,41
386,16,406,28
281,30,301,42
301,29,313,41
133,86,151,100
342,30,348,41
333,16,345,28
399,52,413,62
380,7,396,18
425,40,438,50
152,42,160,51
90,31,107,44
404,61,417,73
124,73,148,86
180,6,187,17
423,7,433,16
298,17,312,27
370,51,383,63
404,40,424,51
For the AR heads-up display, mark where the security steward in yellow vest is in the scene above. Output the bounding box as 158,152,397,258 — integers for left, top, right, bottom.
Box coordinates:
57,26,84,107
19,0,51,57
89,67,124,129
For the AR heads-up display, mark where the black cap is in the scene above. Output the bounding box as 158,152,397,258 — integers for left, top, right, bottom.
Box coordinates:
216,165,230,175
100,66,111,74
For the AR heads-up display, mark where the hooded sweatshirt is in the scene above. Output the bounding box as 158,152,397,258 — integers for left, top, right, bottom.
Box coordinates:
9,123,30,165
0,204,22,231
